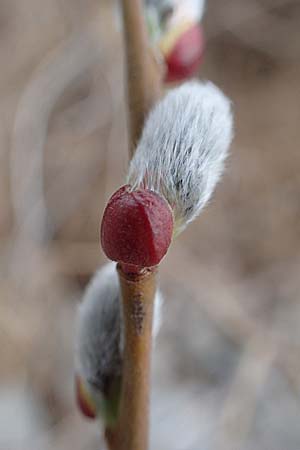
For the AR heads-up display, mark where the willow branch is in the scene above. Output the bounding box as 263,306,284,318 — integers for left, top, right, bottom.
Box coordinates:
104,266,156,450
120,0,162,156
104,2,162,449
116,266,156,450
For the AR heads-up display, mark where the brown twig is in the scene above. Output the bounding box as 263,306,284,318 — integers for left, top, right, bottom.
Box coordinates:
116,266,156,450
104,267,156,450
120,0,162,156
103,2,163,450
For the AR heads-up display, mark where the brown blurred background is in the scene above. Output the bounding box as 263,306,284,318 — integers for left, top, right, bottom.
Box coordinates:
1,1,300,449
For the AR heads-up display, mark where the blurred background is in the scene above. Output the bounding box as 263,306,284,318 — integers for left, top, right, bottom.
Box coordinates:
1,0,300,449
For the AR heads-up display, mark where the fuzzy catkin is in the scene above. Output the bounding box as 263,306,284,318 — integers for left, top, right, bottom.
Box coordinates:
128,81,233,232
75,263,162,393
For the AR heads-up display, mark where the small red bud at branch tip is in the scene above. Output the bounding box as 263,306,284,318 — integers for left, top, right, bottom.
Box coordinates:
100,185,173,269
164,24,204,83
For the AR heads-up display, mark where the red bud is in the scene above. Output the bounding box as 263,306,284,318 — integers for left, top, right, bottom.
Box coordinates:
164,24,204,83
75,375,97,420
100,185,173,270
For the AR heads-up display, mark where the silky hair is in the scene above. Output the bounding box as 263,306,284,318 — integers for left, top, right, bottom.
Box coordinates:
128,81,233,233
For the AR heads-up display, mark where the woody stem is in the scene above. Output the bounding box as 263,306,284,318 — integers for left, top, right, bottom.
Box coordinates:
120,0,162,156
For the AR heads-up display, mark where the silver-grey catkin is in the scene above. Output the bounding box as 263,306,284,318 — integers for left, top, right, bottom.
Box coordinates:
128,81,233,233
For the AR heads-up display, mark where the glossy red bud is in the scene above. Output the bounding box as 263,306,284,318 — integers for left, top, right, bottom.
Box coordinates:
100,185,173,269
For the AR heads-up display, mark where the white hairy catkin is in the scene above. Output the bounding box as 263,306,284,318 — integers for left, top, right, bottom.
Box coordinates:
75,263,162,393
128,81,233,233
